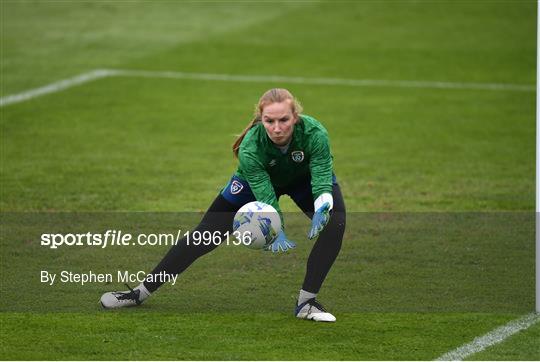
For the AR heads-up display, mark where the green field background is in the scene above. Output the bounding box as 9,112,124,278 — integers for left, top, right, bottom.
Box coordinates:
1,1,538,360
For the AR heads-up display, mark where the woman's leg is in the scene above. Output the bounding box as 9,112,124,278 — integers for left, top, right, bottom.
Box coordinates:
291,183,346,294
100,193,240,308
143,193,239,292
141,175,257,293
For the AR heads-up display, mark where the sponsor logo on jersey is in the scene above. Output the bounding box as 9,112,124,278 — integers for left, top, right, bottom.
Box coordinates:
269,159,277,167
291,151,304,163
231,180,244,194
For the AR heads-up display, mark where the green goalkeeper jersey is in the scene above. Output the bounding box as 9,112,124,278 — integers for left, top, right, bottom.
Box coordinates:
235,114,333,214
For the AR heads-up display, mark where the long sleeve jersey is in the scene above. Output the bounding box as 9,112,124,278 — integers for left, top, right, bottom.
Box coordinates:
235,114,334,215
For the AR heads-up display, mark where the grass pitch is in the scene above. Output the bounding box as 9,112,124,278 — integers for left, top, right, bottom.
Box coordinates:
1,1,538,360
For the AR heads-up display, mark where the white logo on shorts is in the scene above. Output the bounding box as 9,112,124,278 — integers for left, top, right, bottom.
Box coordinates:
231,180,244,194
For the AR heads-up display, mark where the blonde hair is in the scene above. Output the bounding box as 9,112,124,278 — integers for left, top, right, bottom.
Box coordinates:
232,88,303,158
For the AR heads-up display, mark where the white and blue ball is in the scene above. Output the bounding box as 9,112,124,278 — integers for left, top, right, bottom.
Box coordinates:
233,201,282,249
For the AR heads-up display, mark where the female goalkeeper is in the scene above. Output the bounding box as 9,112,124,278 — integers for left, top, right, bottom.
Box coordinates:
100,88,346,322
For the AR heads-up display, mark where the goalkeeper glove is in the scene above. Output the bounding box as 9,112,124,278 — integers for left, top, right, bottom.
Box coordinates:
265,230,296,253
308,202,331,240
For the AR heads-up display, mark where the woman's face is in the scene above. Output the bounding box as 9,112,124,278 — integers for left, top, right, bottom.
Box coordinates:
261,101,297,146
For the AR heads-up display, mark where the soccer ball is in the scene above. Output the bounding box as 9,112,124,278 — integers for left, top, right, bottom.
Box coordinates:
233,201,282,249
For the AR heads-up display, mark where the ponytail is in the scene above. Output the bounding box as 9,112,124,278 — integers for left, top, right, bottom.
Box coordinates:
232,117,260,158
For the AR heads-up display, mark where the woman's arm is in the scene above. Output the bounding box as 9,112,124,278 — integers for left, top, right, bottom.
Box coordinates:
309,131,334,207
238,150,281,214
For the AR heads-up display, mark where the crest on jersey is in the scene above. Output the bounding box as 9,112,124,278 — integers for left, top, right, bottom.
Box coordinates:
231,180,243,194
269,159,277,167
291,151,304,163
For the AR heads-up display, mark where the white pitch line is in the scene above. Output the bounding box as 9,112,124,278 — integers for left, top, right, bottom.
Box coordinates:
435,312,540,361
0,69,115,107
0,68,535,108
111,68,535,92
